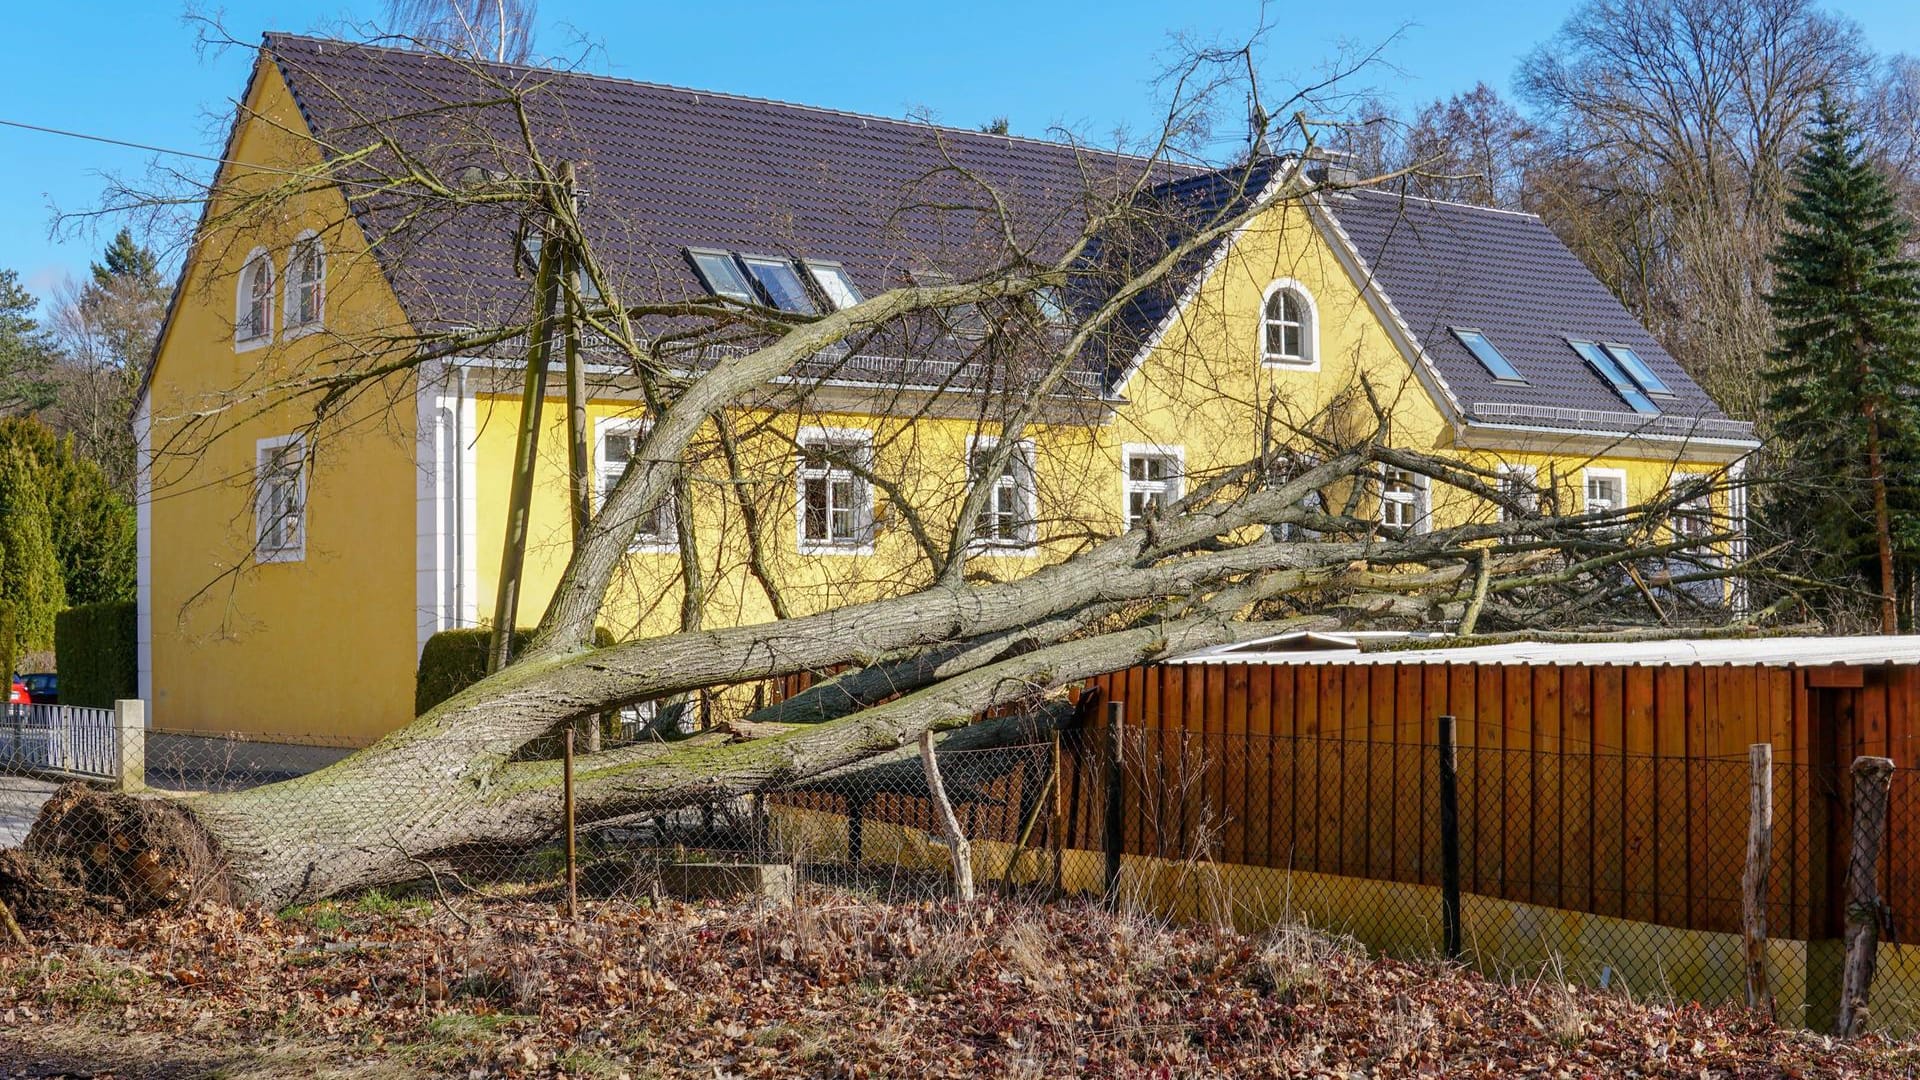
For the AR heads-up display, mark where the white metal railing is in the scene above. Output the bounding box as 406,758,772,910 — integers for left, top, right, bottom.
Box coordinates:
1,703,120,780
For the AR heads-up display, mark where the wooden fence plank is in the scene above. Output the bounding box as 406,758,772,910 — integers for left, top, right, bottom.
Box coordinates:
1224,664,1250,865
1246,663,1272,868
1623,666,1659,923
1562,664,1594,914
1369,666,1398,881
1534,666,1564,909
1593,665,1627,918
1476,665,1506,897
1271,666,1297,871
1504,666,1535,904
1422,665,1451,886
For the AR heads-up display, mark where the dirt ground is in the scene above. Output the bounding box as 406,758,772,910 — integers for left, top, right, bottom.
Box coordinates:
0,888,1914,1078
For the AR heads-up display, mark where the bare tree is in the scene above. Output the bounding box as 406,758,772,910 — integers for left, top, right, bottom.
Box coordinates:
1518,0,1865,421
384,0,537,63
4,30,1765,914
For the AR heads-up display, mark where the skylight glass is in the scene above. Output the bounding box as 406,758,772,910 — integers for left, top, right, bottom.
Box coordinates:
741,256,818,314
1601,343,1671,396
688,250,754,303
1451,328,1525,383
805,262,862,310
1569,339,1659,414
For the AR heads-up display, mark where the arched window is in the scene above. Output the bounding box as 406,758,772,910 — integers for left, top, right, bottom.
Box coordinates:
285,234,325,332
236,249,274,346
1261,281,1316,366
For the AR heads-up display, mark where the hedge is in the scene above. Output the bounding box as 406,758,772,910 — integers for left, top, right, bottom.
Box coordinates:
0,601,17,683
415,626,617,715
54,599,137,708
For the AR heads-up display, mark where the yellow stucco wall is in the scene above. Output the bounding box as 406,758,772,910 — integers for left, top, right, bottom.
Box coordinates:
145,73,1742,744
143,60,420,744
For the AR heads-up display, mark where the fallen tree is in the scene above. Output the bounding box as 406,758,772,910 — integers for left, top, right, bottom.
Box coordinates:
6,27,1773,916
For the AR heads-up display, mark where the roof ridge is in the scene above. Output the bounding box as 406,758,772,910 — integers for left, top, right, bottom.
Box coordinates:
262,31,1163,164
1349,186,1541,220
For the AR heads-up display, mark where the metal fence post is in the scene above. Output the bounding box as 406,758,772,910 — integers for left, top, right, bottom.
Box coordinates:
1103,701,1125,910
1437,714,1462,961
1742,742,1774,1017
113,699,144,792
1839,755,1895,1036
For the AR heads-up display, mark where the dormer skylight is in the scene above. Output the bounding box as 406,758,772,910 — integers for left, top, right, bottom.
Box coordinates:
1569,339,1658,414
1450,328,1524,383
1600,342,1671,396
688,249,754,304
805,261,862,310
741,255,817,313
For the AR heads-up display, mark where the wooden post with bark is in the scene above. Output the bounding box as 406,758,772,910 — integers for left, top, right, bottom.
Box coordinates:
1103,701,1125,910
1437,714,1462,961
1838,755,1894,1036
563,728,578,921
1742,742,1773,1016
919,729,974,902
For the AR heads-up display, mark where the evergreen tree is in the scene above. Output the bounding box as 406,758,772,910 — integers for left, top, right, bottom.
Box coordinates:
0,438,65,651
1764,96,1920,632
91,228,161,288
0,268,55,415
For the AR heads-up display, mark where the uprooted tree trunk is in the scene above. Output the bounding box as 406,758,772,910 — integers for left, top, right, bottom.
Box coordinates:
8,437,1753,914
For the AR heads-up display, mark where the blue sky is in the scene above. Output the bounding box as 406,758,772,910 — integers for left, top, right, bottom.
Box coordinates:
3,1,1917,314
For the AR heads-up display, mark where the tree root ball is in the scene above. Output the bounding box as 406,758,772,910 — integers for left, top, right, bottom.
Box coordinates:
0,785,230,923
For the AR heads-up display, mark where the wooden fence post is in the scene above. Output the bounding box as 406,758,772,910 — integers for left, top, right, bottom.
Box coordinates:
563,727,577,922
112,699,144,793
1742,742,1774,1017
1838,755,1895,1036
1437,714,1462,961
920,729,975,902
1103,701,1125,910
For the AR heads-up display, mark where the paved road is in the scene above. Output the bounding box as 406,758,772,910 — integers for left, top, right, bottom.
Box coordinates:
1,733,353,847
0,776,58,847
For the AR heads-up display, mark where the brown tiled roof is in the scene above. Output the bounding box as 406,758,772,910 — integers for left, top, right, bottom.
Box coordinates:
1323,189,1751,441
263,33,1156,391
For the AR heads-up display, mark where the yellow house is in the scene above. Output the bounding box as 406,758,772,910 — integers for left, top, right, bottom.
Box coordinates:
135,35,1757,744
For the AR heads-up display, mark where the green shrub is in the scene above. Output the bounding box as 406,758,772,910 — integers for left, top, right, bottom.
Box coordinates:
0,600,17,681
415,625,618,715
54,600,136,707
415,628,530,715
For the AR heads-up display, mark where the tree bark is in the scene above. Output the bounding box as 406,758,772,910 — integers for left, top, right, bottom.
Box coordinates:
920,729,974,903
1838,755,1894,1036
1865,410,1899,635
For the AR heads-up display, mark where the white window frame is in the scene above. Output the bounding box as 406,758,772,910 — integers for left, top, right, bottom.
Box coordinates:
1379,465,1431,534
595,416,678,553
235,247,274,350
254,434,306,563
1495,464,1539,523
965,435,1039,554
283,231,326,337
1259,278,1319,370
1582,467,1629,516
804,260,862,310
796,426,875,555
1668,471,1718,555
1122,443,1185,531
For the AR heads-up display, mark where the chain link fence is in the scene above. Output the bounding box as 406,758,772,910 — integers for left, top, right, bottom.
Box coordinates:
3,717,1919,1038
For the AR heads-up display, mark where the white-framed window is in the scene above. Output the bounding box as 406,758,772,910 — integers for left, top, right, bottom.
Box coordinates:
1583,467,1628,515
254,435,306,562
236,248,274,348
797,427,874,553
1496,464,1540,523
1122,444,1184,530
596,417,677,552
1669,473,1716,551
804,261,862,310
1260,279,1318,368
967,436,1038,551
284,233,325,333
1380,466,1430,533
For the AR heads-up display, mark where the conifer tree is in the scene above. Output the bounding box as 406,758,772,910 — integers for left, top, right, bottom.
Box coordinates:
1765,96,1920,633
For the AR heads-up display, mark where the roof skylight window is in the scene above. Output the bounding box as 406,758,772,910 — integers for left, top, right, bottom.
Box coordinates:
1569,339,1659,414
688,250,754,304
741,256,818,314
1451,328,1525,383
1601,342,1671,396
805,261,862,310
